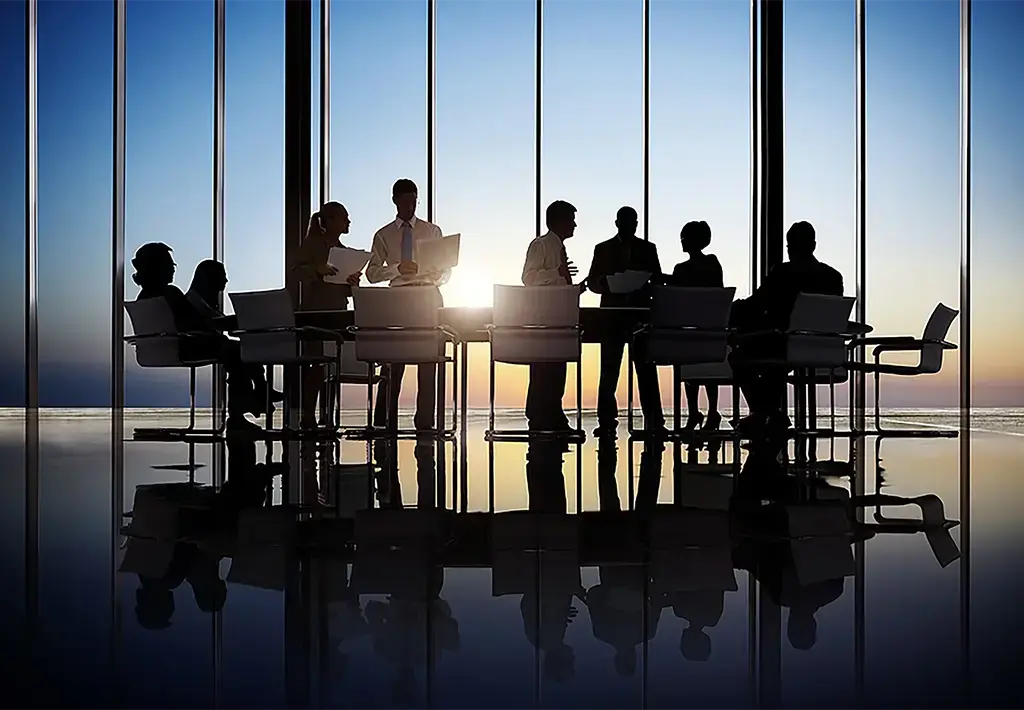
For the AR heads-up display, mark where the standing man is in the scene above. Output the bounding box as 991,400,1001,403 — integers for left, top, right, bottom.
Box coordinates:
586,206,666,438
366,178,449,432
521,200,580,432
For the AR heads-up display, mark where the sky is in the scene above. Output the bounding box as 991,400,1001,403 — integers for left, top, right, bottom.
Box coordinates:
0,0,1021,409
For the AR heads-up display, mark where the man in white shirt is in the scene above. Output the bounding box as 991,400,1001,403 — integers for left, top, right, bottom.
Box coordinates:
366,178,450,431
521,200,580,431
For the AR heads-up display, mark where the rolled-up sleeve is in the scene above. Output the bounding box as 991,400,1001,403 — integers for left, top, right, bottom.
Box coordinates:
366,228,399,284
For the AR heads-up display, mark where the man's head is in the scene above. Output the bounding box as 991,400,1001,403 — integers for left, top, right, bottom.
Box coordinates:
319,201,351,237
615,206,638,238
786,221,816,259
131,242,175,288
680,220,712,254
392,178,418,221
545,200,577,239
680,627,712,662
787,611,818,651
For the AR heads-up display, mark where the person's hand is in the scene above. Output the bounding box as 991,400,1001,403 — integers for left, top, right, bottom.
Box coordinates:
346,272,361,286
398,261,419,276
566,260,579,277
317,263,338,277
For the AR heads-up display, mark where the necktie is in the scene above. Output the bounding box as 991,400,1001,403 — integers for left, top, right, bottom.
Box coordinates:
559,244,571,284
400,221,413,263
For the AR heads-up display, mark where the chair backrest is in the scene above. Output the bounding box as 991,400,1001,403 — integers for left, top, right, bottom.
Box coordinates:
125,298,183,367
229,288,298,363
350,286,442,364
645,287,736,366
919,303,958,373
491,285,580,364
650,286,735,329
352,286,440,328
323,341,373,377
493,285,580,328
785,294,855,368
788,294,856,333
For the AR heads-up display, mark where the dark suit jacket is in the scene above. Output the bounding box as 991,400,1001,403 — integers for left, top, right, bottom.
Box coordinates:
586,235,663,307
740,256,844,329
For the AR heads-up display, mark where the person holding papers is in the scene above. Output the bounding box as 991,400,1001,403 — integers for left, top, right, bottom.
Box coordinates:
667,220,725,433
366,178,450,432
292,201,362,429
586,206,666,439
521,200,582,432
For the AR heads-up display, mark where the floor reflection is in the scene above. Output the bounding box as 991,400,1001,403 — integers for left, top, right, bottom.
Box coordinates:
3,410,1024,707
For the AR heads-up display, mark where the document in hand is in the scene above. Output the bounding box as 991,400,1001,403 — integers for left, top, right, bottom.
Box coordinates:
324,246,372,284
416,233,461,271
606,269,651,294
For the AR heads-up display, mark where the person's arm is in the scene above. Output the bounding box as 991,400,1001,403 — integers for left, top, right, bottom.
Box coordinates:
648,243,664,286
186,290,224,321
712,256,725,288
522,238,562,286
586,245,610,294
365,229,399,284
292,236,322,284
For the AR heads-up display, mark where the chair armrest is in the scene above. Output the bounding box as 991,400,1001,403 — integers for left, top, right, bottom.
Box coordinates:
485,324,581,332
865,339,957,357
733,328,848,341
229,325,344,342
124,330,212,343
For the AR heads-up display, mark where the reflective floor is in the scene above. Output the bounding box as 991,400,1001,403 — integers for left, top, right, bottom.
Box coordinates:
1,408,1022,708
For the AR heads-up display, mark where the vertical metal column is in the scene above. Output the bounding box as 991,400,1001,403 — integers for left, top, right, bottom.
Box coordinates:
426,0,436,222
642,0,649,242
319,0,330,207
212,0,226,440
749,0,760,293
534,0,543,237
110,0,127,702
853,0,867,704
958,0,972,700
24,0,39,662
284,0,312,435
761,0,784,278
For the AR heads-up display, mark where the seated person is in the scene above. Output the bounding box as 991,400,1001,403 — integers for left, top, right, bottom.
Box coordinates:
132,242,272,433
186,259,283,414
728,222,843,437
292,202,362,429
668,220,725,433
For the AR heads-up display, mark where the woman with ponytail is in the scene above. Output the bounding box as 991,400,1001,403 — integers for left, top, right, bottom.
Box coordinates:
293,201,362,428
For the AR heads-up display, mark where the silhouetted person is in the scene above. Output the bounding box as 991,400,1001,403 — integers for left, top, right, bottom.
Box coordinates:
587,206,666,439
186,258,282,414
522,200,581,432
293,201,363,429
132,243,265,433
367,179,449,432
133,542,227,628
668,220,725,433
729,222,844,437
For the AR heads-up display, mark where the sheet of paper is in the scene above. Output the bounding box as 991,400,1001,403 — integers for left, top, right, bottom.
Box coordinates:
416,233,461,272
324,246,371,284
606,269,651,294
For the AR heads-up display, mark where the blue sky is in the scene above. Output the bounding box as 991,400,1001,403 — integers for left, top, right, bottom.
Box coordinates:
0,0,1021,408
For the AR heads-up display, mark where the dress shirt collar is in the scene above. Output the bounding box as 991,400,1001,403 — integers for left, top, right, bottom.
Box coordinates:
546,229,566,242
394,215,419,230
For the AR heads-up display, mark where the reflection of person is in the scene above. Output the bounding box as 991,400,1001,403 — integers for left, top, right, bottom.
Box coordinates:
521,200,579,432
667,221,725,433
672,590,725,662
366,179,448,432
133,543,227,629
293,201,362,429
587,206,665,439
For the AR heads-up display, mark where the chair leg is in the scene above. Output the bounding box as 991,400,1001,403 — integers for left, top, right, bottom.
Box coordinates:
627,343,635,434
188,367,197,430
673,366,681,433
576,356,582,434
874,367,882,431
488,350,496,436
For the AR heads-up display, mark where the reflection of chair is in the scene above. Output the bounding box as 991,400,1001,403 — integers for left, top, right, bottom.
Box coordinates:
229,288,341,431
125,298,220,439
847,303,958,432
350,286,457,438
487,285,583,441
633,286,737,439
